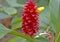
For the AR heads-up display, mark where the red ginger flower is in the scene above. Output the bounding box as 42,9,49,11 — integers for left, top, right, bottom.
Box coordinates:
22,0,39,36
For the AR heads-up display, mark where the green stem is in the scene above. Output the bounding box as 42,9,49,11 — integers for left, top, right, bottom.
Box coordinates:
8,30,35,42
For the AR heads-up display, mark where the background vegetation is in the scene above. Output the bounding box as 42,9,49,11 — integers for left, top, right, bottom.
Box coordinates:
0,0,60,42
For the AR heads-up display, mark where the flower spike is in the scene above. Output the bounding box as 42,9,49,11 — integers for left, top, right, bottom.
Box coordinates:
22,0,39,36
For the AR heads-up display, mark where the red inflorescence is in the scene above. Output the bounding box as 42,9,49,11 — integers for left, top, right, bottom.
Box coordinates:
22,0,39,36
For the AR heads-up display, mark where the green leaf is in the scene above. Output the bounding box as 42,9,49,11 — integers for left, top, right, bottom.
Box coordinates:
11,16,22,30
37,0,49,7
11,22,22,30
0,24,34,42
0,13,10,19
3,7,17,15
55,0,60,42
50,0,58,28
38,7,50,33
11,16,22,24
40,7,50,27
56,1,60,35
9,31,35,42
36,36,49,42
6,0,24,7
17,0,27,4
55,32,60,42
50,0,60,42
8,36,28,42
50,0,60,34
0,24,11,39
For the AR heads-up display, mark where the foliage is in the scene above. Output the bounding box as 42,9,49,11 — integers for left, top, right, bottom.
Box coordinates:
0,0,60,42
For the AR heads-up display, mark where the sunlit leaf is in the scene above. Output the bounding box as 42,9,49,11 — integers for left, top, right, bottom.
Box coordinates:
55,32,60,42
11,16,22,30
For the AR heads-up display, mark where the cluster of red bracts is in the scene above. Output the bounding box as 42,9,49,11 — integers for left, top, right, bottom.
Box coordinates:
22,0,39,36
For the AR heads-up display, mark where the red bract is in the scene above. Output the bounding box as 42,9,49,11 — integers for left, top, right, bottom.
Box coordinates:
22,0,39,36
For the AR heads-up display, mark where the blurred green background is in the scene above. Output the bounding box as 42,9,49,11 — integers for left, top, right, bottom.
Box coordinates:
0,0,60,42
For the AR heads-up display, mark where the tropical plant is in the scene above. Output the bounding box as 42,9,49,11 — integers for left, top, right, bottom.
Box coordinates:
0,0,60,42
